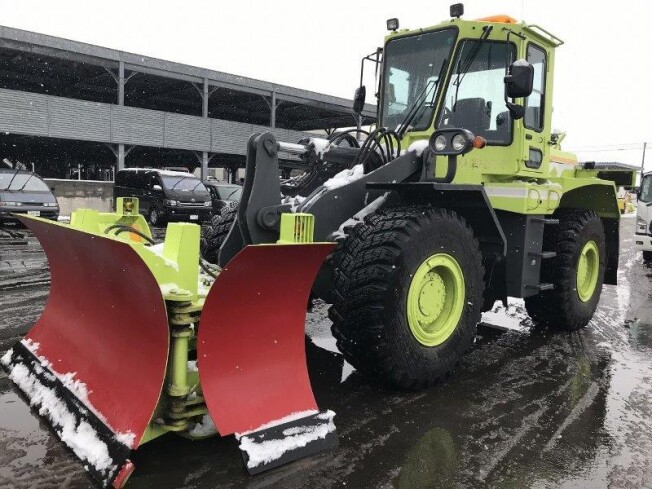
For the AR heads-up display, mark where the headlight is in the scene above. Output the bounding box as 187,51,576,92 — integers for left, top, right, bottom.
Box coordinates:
43,202,58,207
637,217,648,234
203,201,212,207
451,133,467,151
434,135,447,151
165,199,178,206
2,201,21,207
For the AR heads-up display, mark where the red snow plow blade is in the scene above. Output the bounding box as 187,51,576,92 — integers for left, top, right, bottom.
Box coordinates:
1,217,169,487
199,243,338,473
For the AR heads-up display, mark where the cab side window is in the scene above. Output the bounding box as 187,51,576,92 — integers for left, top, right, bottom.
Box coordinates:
524,44,546,131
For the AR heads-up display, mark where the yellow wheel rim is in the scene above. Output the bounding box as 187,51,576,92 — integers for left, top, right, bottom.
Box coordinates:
407,253,465,347
576,240,599,302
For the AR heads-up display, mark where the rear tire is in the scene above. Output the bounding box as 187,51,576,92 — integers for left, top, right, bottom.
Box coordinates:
643,250,652,262
328,207,484,390
524,209,606,331
200,205,238,264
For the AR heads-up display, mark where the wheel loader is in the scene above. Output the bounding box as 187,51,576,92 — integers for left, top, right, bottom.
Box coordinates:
1,5,638,488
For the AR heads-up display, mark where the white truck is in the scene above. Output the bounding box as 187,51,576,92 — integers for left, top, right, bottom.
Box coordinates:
636,171,652,262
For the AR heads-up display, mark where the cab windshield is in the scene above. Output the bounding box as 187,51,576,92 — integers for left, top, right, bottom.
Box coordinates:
380,28,457,131
0,172,50,192
640,175,652,203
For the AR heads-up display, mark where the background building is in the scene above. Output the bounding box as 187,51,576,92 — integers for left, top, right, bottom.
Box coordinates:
0,25,375,182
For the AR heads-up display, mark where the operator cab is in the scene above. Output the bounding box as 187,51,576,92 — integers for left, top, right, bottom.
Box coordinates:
353,4,562,182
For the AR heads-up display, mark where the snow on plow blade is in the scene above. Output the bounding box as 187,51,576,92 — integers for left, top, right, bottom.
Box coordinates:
198,243,338,473
1,216,170,487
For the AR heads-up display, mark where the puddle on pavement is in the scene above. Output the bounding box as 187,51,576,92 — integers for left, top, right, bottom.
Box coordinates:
0,387,49,471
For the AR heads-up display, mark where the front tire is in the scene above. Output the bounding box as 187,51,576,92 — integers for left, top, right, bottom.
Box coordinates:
148,207,164,227
643,250,652,263
328,207,484,390
524,209,606,331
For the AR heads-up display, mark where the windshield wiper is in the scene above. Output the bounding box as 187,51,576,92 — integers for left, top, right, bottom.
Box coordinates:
453,25,492,104
190,180,206,193
396,57,448,138
16,174,35,192
224,188,240,200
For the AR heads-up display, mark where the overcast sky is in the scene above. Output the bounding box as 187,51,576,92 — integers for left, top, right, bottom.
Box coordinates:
1,0,650,169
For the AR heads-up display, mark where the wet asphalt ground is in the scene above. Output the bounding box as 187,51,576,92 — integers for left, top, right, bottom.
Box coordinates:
0,217,651,489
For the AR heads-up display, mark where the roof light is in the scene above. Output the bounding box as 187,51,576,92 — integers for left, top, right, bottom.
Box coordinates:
386,18,399,31
476,15,518,24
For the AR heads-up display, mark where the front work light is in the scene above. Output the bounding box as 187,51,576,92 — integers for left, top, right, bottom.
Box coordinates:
451,133,466,151
434,135,447,151
450,3,464,18
428,128,476,156
387,18,399,31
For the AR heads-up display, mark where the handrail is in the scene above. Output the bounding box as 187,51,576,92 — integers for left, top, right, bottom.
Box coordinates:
525,24,564,46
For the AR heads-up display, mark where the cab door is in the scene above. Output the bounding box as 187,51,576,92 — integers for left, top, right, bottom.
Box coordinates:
521,43,548,173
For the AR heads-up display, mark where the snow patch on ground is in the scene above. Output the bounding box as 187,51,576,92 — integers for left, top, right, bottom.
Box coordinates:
480,299,529,332
188,414,217,437
341,362,355,382
187,360,198,372
406,139,430,156
322,164,364,190
237,410,336,469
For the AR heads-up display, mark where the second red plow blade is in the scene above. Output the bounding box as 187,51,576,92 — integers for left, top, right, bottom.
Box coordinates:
198,243,337,474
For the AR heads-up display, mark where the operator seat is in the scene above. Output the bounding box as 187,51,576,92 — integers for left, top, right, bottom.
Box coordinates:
450,98,491,136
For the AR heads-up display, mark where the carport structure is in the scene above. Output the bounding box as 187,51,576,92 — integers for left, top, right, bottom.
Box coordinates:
0,25,375,180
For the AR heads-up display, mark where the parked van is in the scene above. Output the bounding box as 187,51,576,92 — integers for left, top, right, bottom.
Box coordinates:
0,168,59,224
635,171,652,262
114,168,212,226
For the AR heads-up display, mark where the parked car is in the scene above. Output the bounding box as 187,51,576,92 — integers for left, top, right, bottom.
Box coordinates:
114,168,212,226
0,168,59,224
203,180,242,215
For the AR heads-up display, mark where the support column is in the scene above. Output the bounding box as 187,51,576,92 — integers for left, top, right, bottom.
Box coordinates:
118,61,125,105
117,144,125,171
271,90,277,128
201,78,210,179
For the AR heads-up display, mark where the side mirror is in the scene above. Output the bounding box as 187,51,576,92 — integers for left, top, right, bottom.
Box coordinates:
505,59,534,98
152,184,162,191
353,86,366,114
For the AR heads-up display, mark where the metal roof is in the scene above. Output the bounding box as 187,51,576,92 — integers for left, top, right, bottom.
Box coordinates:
0,25,376,130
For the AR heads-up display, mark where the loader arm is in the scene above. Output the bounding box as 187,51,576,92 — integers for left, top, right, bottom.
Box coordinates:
218,131,422,266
